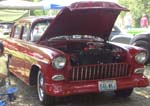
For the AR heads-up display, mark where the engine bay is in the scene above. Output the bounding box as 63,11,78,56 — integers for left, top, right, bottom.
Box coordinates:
48,39,126,66
69,42,124,66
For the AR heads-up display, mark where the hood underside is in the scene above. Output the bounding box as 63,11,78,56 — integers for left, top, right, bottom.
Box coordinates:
40,1,128,41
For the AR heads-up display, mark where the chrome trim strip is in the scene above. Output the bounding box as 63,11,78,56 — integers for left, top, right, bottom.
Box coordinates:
70,63,129,81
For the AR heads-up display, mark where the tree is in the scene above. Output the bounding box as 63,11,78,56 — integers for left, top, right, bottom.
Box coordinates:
30,0,46,16
118,0,150,27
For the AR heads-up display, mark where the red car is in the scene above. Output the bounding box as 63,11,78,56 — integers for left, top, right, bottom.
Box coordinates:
0,1,149,105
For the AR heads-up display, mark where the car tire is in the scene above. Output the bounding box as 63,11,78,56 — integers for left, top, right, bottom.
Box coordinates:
37,71,55,106
114,88,133,97
131,40,150,65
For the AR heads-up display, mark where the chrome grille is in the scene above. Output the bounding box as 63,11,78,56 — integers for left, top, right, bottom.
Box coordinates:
69,63,130,81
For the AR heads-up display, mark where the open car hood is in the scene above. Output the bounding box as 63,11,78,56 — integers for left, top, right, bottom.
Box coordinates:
40,1,128,41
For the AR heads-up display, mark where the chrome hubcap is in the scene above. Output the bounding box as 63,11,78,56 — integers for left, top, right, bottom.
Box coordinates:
38,71,44,101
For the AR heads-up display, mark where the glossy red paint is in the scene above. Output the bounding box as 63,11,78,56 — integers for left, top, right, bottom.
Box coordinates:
0,1,148,105
44,74,148,96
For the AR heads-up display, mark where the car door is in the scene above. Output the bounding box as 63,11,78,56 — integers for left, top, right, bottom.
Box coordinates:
7,24,27,80
22,20,51,80
20,23,34,82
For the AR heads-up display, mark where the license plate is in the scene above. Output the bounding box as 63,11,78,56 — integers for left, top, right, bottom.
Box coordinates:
98,80,117,92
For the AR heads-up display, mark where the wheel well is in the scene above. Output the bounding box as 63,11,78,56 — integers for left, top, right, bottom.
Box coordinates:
132,40,150,51
29,65,40,86
132,40,149,45
130,34,150,44
131,38,148,44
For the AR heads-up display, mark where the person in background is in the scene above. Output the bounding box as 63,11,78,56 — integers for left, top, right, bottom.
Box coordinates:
124,12,132,30
0,42,9,87
140,14,148,28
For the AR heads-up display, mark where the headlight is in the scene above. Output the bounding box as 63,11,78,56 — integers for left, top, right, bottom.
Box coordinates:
135,52,147,64
52,56,66,70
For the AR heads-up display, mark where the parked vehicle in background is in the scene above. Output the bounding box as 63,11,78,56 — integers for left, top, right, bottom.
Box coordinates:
130,32,150,65
0,22,13,38
0,1,149,106
109,25,133,44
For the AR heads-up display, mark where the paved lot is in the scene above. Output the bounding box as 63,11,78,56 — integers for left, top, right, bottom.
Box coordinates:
9,66,150,106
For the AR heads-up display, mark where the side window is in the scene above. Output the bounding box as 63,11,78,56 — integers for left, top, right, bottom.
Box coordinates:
14,25,22,39
22,24,30,41
31,21,49,41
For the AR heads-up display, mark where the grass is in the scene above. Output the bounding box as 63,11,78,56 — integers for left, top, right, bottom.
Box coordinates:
127,28,149,35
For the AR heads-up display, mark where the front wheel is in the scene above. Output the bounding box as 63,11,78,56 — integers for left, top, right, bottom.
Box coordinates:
37,71,55,106
114,88,133,97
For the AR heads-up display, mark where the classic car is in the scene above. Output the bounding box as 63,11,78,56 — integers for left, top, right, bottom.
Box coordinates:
0,22,14,38
0,1,149,106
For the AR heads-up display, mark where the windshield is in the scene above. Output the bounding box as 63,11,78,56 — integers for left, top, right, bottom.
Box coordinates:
31,20,50,41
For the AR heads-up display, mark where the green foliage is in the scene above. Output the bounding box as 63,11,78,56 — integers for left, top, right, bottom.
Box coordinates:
30,0,60,16
30,10,45,16
127,28,148,35
118,0,150,27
